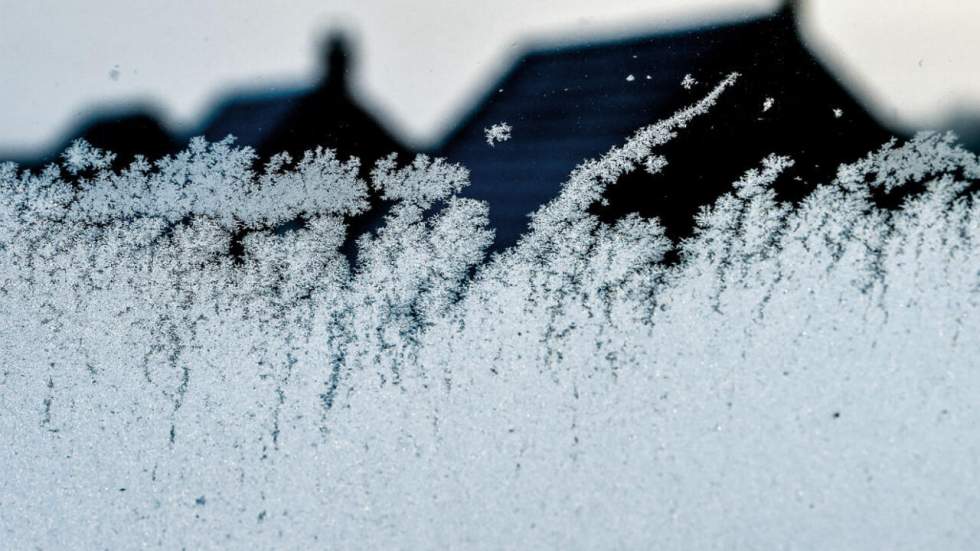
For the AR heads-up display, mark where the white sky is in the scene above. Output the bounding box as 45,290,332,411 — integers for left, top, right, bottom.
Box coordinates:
1,0,978,155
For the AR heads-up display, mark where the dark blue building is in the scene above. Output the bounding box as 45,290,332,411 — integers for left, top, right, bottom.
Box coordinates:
195,34,406,169
434,1,894,249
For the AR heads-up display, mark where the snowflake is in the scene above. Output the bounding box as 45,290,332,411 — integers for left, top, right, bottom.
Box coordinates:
61,139,116,174
681,73,698,89
763,97,775,112
484,122,512,147
833,108,844,118
625,74,636,82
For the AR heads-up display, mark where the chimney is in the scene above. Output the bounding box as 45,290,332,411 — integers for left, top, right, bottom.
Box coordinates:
321,32,352,90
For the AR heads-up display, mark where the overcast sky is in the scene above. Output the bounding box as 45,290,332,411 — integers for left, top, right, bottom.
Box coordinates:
1,0,978,154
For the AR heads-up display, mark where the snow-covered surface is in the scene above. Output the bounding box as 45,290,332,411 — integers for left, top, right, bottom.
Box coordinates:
2,75,980,549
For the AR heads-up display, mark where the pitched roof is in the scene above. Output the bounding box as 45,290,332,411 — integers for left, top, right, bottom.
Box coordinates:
196,89,306,149
195,34,407,167
10,34,408,173
435,7,895,250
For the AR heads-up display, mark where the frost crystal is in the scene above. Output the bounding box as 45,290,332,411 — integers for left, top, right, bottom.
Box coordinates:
2,75,980,549
61,138,116,174
484,121,512,147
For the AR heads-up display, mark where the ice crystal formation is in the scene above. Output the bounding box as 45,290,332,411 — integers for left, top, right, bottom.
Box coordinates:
484,121,512,147
2,75,979,549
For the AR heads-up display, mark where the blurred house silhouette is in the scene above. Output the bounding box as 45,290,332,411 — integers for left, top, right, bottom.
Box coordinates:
12,0,945,252
196,34,407,168
13,104,179,169
435,0,897,250
14,34,407,177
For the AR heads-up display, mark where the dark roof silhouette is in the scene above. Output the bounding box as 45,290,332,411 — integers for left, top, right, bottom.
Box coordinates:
12,33,407,175
196,34,407,167
10,104,179,169
435,2,896,250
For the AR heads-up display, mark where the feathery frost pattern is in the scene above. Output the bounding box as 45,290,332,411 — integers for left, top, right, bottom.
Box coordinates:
2,75,980,549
